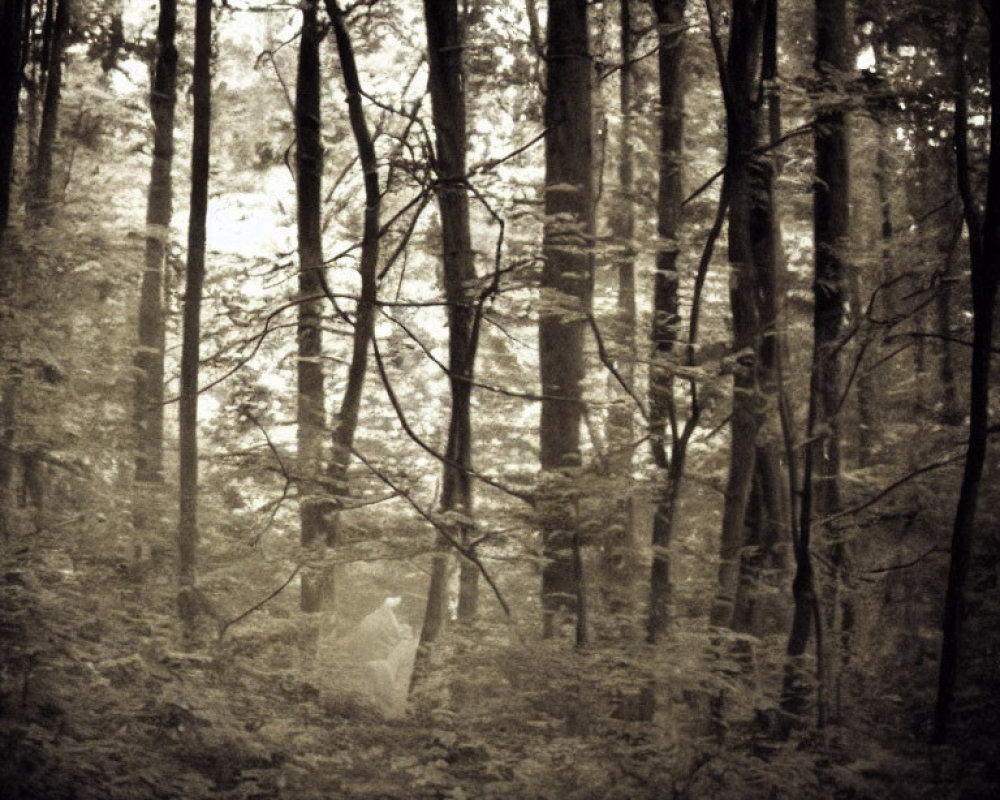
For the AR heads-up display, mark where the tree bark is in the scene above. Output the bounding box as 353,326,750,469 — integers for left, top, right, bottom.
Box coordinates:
295,0,329,614
26,0,68,229
539,0,592,643
178,0,212,612
418,0,480,648
933,0,999,744
646,0,687,643
732,0,790,637
709,0,767,631
781,0,850,728
133,0,177,543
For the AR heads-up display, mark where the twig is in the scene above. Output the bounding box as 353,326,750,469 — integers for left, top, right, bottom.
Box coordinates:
217,564,302,639
586,312,650,420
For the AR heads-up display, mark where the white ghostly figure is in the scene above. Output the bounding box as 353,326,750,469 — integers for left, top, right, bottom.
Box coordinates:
336,597,417,717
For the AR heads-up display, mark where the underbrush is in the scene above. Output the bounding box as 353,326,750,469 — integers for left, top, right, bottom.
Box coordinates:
1,531,998,800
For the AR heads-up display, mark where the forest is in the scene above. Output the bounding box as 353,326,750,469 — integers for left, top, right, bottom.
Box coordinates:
0,0,998,797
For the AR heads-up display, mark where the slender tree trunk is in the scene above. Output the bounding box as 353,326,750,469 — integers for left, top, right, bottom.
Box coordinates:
132,0,177,560
854,125,892,463
709,0,766,631
936,212,964,426
418,0,479,652
646,0,687,643
781,0,850,728
177,0,211,623
323,0,380,578
0,0,27,255
539,0,592,644
600,0,639,623
26,0,68,229
933,0,999,744
732,0,790,637
296,0,329,614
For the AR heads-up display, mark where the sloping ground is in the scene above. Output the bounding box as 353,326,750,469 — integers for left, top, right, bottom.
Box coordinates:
1,539,998,800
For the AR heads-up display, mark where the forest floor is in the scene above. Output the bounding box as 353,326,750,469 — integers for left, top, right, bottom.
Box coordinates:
2,538,999,800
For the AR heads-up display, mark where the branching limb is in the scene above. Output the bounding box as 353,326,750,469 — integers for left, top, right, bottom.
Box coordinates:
349,445,511,617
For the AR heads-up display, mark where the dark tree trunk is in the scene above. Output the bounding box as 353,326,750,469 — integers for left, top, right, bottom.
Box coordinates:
0,0,27,255
814,0,850,718
133,0,177,552
646,0,687,643
933,0,999,744
177,0,212,613
732,0,790,637
295,0,329,614
811,0,848,523
539,0,592,643
418,0,480,650
323,0,380,577
709,0,766,631
26,0,68,228
782,0,850,728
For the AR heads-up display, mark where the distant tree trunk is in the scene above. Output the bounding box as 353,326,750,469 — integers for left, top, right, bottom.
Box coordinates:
323,0,380,580
177,0,212,623
296,0,329,614
709,0,766,631
933,0,998,744
26,0,69,229
646,0,687,644
418,0,480,651
0,0,27,255
856,125,892,462
539,0,592,644
782,0,850,728
732,0,790,637
935,212,964,426
599,0,639,624
133,0,177,552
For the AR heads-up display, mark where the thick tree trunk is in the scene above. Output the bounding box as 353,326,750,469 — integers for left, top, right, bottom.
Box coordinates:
26,0,68,229
709,0,766,631
539,0,592,643
177,0,212,628
646,0,687,643
933,0,999,744
133,0,177,559
295,0,329,614
0,0,26,254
